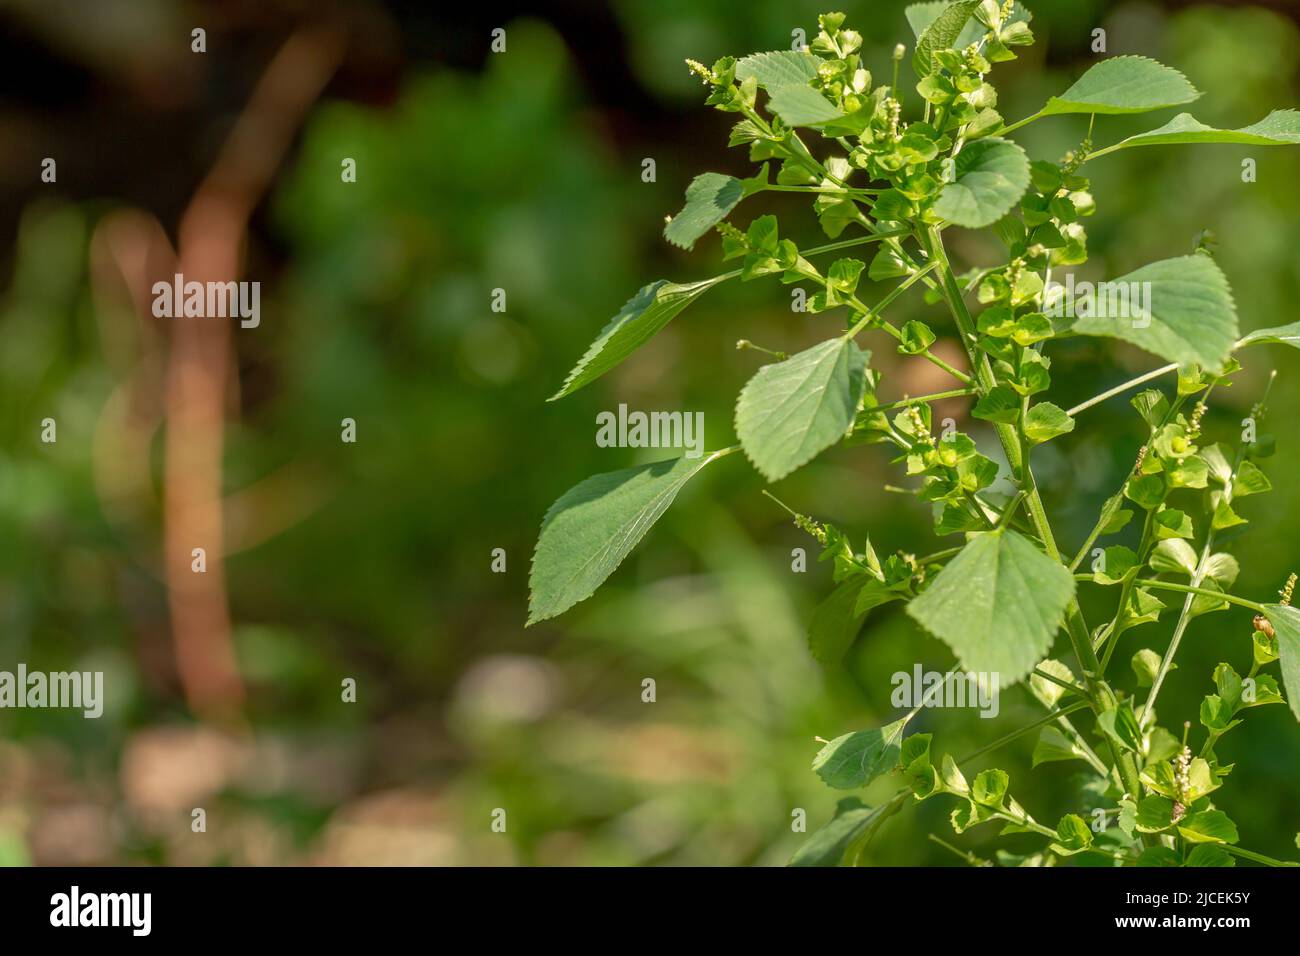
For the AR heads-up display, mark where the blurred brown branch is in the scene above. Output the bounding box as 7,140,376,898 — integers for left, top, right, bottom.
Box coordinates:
90,23,347,723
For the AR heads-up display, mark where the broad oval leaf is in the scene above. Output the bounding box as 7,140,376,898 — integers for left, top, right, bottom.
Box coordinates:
813,718,909,789
664,172,744,250
736,50,820,90
906,528,1075,684
550,277,726,400
528,451,726,624
1263,604,1300,721
736,338,868,482
1042,56,1200,116
1104,109,1300,153
1068,254,1239,371
933,138,1031,229
767,83,844,127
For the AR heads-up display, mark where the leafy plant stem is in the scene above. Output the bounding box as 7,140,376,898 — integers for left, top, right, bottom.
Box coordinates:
922,222,1145,804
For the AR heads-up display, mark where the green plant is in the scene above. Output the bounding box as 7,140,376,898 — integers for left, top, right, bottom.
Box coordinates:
528,1,1300,866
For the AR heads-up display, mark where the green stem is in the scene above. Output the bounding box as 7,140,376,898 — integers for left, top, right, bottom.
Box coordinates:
996,109,1046,136
927,834,988,867
1220,844,1300,867
1127,579,1266,616
1031,667,1087,696
1068,494,1126,573
845,263,942,338
958,701,1089,764
865,388,977,415
1066,363,1180,417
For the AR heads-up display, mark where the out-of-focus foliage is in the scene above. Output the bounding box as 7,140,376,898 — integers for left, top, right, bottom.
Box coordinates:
1,1,1298,865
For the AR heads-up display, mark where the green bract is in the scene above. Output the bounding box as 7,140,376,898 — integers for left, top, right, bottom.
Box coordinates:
531,3,1300,869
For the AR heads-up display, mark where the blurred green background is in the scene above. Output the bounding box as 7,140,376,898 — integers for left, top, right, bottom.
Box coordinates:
1,0,1298,865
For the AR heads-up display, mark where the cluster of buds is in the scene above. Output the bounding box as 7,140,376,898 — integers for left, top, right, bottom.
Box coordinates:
793,512,828,545
1171,744,1192,823
1061,136,1093,174
883,96,903,142
1187,400,1207,440
684,58,714,86
962,43,987,76
1133,444,1148,475
1281,572,1297,607
906,403,933,446
1004,256,1025,290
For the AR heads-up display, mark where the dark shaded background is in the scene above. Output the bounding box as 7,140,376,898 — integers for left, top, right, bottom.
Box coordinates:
1,0,1298,865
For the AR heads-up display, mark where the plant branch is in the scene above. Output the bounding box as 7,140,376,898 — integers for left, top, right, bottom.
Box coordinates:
1066,363,1180,417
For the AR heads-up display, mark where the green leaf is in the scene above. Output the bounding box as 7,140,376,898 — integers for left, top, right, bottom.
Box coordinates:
971,384,1021,423
1131,388,1169,427
1069,255,1239,371
664,173,745,250
913,0,982,77
898,320,937,355
1263,605,1300,721
1103,109,1300,153
788,796,903,867
906,528,1075,684
1131,648,1163,687
1093,545,1137,585
1232,460,1272,498
736,338,868,482
1052,813,1094,855
809,578,897,664
1042,56,1200,116
1184,845,1235,867
767,83,844,127
1030,659,1076,708
1154,507,1194,540
1137,846,1180,867
1134,795,1176,833
813,718,909,789
735,50,820,90
550,277,725,400
1149,538,1198,576
1238,320,1300,350
1178,809,1239,845
528,452,725,624
906,2,981,44
1023,402,1075,444
1097,703,1142,753
1212,498,1246,531
972,768,1009,808
1032,726,1087,768
1200,694,1241,733
933,138,1031,229
1124,474,1166,510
